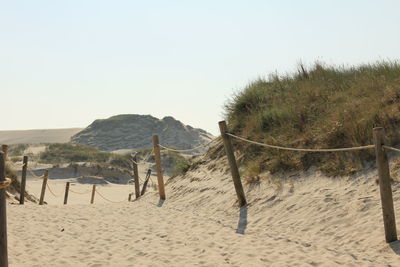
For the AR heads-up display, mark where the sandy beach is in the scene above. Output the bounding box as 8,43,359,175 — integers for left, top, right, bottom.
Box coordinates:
5,158,400,266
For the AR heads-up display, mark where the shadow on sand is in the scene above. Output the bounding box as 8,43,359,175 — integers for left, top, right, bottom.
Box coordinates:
389,240,400,255
236,205,248,235
157,199,165,207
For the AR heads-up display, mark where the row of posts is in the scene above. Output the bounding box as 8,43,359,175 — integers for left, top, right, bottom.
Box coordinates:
219,122,397,243
0,135,166,266
0,124,398,266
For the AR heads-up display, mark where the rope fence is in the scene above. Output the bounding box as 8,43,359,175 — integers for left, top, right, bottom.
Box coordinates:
383,145,400,153
226,133,375,152
94,188,127,203
158,138,219,153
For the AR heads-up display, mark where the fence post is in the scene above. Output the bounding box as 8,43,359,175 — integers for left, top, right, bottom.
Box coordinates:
20,156,28,205
64,182,70,205
1,145,8,161
90,185,96,204
373,127,397,243
152,135,166,200
0,152,8,267
39,170,49,205
218,121,247,207
132,154,140,199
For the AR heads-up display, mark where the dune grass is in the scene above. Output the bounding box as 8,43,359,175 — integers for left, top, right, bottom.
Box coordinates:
225,61,400,176
39,143,132,169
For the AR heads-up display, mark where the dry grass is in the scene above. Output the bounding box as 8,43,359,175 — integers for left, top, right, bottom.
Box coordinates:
225,61,400,176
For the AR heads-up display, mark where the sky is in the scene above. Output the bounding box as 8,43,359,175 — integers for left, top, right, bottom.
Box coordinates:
1,0,400,135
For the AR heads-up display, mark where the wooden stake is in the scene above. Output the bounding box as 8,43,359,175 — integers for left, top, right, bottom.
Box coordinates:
39,170,49,205
0,152,8,267
64,182,70,205
1,145,8,161
90,185,96,204
153,135,166,200
373,127,397,243
128,193,132,202
219,121,247,207
132,154,140,199
19,156,28,205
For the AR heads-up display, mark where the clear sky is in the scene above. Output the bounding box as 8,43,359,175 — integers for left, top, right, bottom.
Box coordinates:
1,0,399,135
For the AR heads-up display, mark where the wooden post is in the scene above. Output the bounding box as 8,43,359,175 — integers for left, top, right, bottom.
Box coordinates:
132,155,140,199
1,145,8,161
64,182,70,205
373,127,397,243
219,121,247,207
0,152,8,267
128,193,132,202
152,135,166,200
39,170,49,205
90,185,96,204
19,156,28,205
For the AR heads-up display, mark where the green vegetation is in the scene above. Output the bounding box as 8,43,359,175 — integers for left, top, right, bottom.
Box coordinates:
39,143,131,169
167,151,191,177
225,61,400,176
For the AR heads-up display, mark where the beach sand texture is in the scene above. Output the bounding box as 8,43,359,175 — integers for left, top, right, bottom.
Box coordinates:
6,160,400,266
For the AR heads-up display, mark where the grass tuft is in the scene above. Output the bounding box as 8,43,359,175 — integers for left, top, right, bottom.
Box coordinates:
225,61,400,176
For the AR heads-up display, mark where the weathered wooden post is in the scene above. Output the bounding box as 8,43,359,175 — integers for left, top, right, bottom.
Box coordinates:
219,121,247,207
141,169,151,196
0,152,8,267
19,156,28,205
39,170,49,205
128,193,132,202
373,127,397,243
152,135,166,200
90,185,96,204
132,154,140,199
64,182,70,205
1,145,8,161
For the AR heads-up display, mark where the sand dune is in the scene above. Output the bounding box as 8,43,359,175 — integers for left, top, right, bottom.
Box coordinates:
6,158,400,266
0,128,83,144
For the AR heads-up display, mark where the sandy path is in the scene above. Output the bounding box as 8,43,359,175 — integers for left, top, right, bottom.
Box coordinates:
5,158,400,266
8,196,339,267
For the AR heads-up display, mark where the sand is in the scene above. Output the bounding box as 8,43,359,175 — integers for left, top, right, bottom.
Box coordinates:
0,128,83,144
6,158,400,266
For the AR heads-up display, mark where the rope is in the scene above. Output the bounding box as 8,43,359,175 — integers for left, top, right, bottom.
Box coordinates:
69,188,91,195
383,145,400,153
158,138,219,152
95,188,127,203
7,161,26,169
226,133,375,152
131,148,154,165
0,178,12,189
27,167,45,179
46,183,60,197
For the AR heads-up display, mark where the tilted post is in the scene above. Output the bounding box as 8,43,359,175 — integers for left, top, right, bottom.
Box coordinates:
128,193,132,202
373,127,397,243
0,152,9,267
90,185,96,204
152,135,166,200
20,156,28,205
219,121,247,207
132,154,140,199
64,182,70,205
39,170,49,205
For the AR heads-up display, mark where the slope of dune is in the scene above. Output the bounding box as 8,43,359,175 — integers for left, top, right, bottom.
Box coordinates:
0,128,83,145
6,155,400,266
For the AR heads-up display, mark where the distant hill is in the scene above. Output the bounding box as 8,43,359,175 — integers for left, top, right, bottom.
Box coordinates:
0,128,83,145
71,114,214,152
